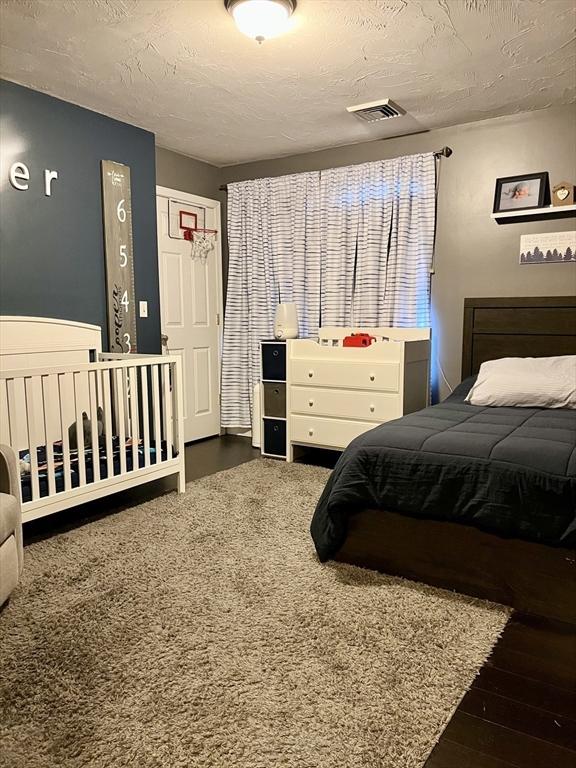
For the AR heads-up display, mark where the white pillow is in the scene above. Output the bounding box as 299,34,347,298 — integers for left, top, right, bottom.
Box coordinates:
465,356,576,409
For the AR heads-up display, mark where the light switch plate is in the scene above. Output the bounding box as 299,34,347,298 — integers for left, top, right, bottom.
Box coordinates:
139,300,148,318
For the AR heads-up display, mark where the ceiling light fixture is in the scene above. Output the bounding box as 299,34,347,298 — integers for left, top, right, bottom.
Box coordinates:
225,0,296,43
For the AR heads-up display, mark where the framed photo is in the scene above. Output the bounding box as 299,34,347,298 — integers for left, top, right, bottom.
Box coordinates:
493,172,549,213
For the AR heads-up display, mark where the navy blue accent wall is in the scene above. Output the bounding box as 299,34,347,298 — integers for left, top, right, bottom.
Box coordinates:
0,80,160,353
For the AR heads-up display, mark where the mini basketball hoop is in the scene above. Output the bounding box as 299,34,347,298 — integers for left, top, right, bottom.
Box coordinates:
179,210,217,260
169,202,217,259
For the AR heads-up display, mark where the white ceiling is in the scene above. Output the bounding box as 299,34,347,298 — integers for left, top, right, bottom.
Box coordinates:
1,0,574,167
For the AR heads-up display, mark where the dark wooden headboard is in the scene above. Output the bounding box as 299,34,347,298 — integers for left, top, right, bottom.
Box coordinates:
462,296,576,378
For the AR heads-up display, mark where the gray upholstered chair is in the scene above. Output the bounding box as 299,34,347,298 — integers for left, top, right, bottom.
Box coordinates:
0,444,23,605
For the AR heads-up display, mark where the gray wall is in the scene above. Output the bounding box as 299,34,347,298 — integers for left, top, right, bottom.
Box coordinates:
0,79,161,353
220,106,576,397
156,146,221,200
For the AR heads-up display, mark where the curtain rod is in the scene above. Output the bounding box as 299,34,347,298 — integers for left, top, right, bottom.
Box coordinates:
218,147,453,191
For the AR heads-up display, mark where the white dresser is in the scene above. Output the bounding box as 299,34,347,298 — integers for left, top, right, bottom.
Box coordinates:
286,327,430,461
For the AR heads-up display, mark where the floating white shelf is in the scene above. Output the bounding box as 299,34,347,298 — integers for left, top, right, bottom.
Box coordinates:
491,204,576,221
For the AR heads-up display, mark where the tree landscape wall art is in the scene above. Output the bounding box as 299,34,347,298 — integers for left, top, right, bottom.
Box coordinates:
519,231,576,264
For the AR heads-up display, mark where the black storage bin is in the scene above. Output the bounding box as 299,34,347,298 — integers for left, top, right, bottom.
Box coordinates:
263,418,286,457
263,382,286,418
261,342,286,381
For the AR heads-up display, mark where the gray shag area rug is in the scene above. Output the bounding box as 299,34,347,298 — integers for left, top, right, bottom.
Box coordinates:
1,459,509,768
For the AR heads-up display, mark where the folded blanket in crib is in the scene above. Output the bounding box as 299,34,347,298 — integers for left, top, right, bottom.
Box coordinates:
20,437,174,501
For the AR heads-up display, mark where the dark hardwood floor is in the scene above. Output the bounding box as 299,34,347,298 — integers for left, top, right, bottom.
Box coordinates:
23,437,576,767
424,612,576,767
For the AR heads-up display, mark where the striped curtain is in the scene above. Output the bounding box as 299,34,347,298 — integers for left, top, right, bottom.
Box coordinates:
221,153,436,428
321,152,436,327
220,173,320,428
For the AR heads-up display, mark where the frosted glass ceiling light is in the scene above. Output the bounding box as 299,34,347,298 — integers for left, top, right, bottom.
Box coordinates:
225,0,296,43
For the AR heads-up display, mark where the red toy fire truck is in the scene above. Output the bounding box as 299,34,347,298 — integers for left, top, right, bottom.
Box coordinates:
342,333,376,348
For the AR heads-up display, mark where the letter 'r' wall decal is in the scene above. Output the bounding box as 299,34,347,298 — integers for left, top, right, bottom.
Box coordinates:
101,160,138,353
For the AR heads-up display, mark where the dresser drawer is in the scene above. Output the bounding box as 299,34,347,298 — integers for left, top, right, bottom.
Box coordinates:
290,415,375,450
291,359,399,392
290,386,401,422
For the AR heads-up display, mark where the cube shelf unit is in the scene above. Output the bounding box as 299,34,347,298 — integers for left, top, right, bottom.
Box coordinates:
260,341,287,459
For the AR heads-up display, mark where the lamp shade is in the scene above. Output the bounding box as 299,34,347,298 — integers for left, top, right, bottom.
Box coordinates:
274,303,299,340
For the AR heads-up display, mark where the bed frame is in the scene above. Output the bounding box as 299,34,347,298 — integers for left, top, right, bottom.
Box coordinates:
335,297,576,624
0,317,186,523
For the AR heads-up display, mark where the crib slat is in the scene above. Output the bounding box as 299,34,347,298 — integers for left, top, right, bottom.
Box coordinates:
0,380,10,446
129,366,140,472
140,366,151,468
162,363,173,460
6,379,18,458
111,364,120,465
171,359,185,467
73,372,87,487
6,379,20,456
101,369,114,479
58,374,72,492
88,370,100,483
123,368,131,435
41,375,56,497
24,377,40,502
115,368,127,474
151,364,161,463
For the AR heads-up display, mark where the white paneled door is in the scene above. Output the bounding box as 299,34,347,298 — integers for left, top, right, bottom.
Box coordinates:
156,187,222,443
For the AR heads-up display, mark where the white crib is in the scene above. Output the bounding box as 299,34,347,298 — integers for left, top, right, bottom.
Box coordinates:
0,317,185,523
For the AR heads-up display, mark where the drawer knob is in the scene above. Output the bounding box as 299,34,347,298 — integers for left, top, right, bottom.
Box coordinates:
308,370,314,378
370,405,375,412
308,399,314,407
273,350,279,357
308,429,314,436
369,374,375,381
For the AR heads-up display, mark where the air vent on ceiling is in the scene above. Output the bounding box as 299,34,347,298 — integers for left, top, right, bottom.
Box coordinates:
346,99,405,123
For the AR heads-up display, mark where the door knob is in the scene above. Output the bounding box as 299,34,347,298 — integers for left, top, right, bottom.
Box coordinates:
161,333,169,347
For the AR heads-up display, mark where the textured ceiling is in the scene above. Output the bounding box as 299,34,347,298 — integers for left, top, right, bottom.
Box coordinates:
1,0,575,166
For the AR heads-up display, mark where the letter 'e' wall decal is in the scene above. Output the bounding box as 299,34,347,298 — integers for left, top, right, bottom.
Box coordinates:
101,160,138,353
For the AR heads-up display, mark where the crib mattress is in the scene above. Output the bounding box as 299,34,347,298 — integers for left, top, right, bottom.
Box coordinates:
19,437,172,503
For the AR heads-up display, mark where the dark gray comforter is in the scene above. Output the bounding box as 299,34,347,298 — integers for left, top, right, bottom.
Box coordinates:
310,378,576,561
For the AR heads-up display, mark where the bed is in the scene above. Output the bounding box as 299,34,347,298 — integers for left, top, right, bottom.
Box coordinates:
0,316,185,523
311,297,576,624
